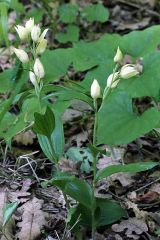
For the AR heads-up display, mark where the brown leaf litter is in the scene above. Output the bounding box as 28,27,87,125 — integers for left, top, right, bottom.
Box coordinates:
17,197,47,240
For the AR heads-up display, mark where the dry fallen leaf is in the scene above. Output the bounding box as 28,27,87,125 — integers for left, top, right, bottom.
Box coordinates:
0,188,14,240
9,179,31,203
14,130,36,146
17,197,46,240
59,157,80,175
135,191,159,203
112,218,148,240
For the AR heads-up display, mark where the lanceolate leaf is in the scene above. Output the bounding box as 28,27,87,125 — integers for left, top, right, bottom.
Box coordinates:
69,198,125,228
3,201,18,226
34,107,55,138
97,91,160,145
95,198,125,227
37,102,67,161
52,175,92,209
96,162,158,181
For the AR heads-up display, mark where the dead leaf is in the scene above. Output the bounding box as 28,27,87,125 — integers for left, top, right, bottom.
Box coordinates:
17,197,46,240
135,191,159,203
14,130,36,146
112,218,148,239
125,199,148,219
59,157,80,175
0,189,14,240
9,179,31,203
63,109,83,123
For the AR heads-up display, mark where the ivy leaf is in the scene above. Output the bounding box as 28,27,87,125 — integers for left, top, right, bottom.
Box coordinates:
97,91,160,145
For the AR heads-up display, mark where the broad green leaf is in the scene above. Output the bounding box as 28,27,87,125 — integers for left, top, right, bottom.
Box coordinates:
3,201,18,226
10,0,24,12
59,4,78,23
95,198,125,227
0,69,13,93
21,97,42,122
0,62,28,124
120,25,160,57
72,34,121,89
97,91,160,145
34,107,55,138
41,49,72,83
119,52,160,98
82,4,109,23
27,7,44,22
56,25,79,43
0,112,26,141
70,198,125,228
52,175,92,209
71,26,160,91
96,162,158,181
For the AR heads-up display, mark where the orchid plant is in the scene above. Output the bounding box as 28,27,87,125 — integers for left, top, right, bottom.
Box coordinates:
2,18,159,239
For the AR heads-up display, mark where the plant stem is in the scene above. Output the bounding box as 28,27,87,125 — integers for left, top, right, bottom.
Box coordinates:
91,99,98,240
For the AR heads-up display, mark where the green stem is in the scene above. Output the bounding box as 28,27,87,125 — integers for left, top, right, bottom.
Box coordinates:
91,99,98,240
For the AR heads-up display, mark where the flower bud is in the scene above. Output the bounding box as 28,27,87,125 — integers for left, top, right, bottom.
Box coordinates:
13,47,29,63
107,72,119,88
36,39,47,54
25,18,34,32
114,47,123,63
34,58,45,79
31,25,41,42
29,71,37,86
15,25,29,40
91,79,101,99
38,29,48,42
120,64,139,79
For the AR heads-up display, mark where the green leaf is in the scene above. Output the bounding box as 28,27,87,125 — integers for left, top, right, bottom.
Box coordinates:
0,1,9,47
119,52,160,98
97,91,160,145
120,25,160,57
37,101,67,161
71,26,160,91
10,0,24,12
37,103,66,160
70,198,125,228
0,69,13,93
96,162,158,181
59,4,78,23
52,175,92,209
34,107,55,138
56,25,79,43
95,198,125,227
41,49,72,83
27,7,44,22
3,201,18,226
82,4,109,23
